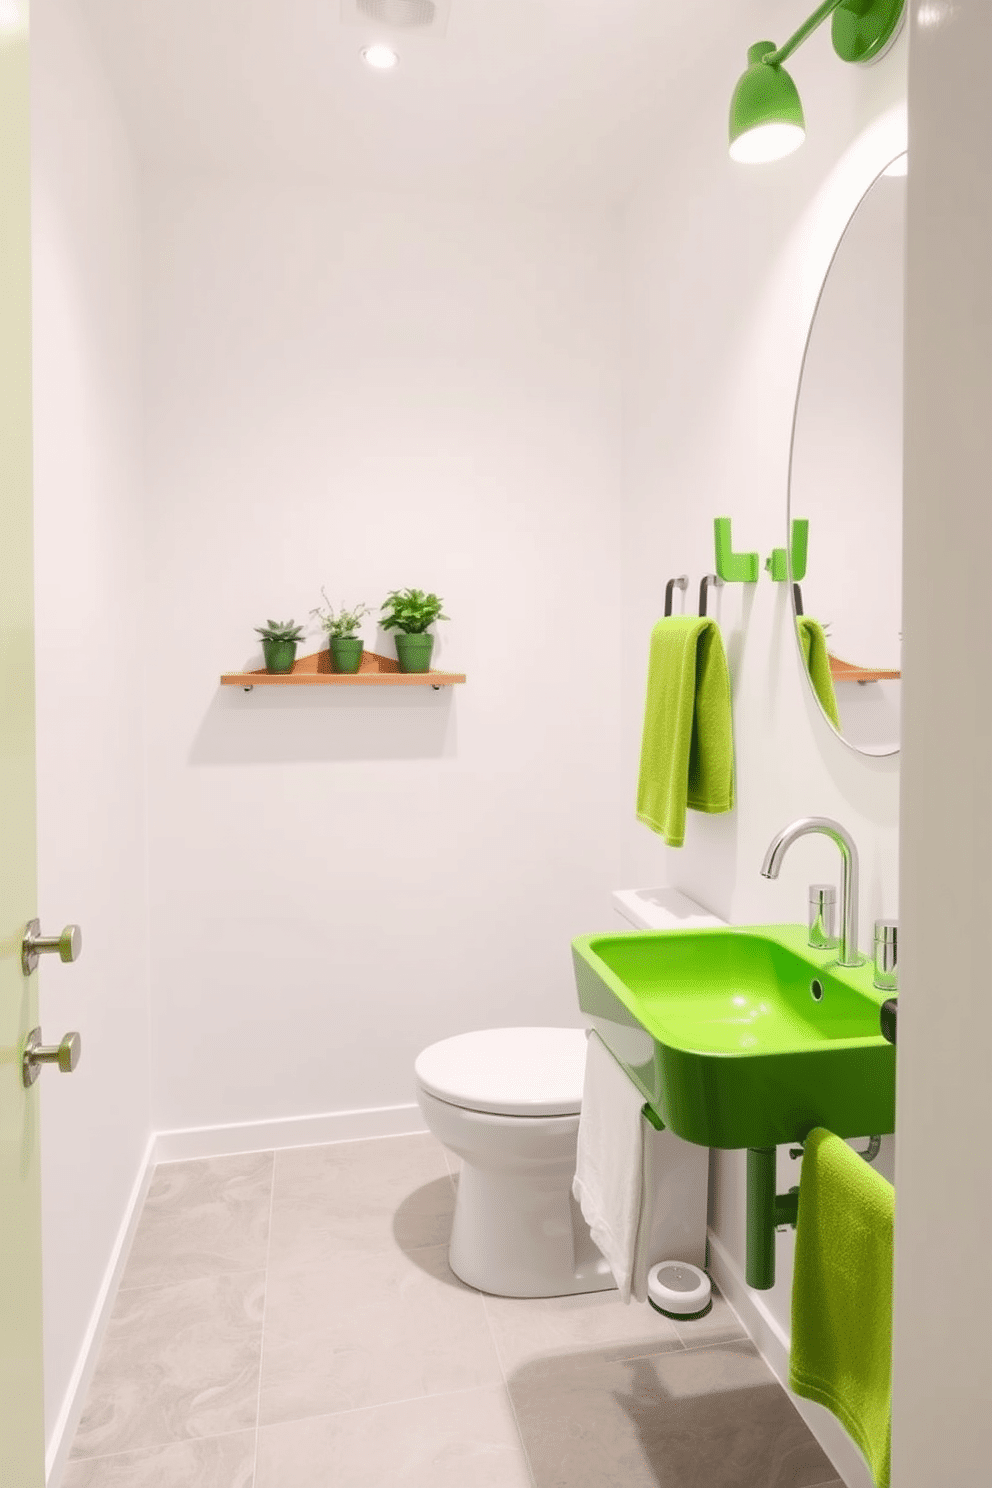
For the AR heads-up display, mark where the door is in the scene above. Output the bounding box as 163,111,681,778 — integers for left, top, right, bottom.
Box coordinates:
1,3,45,1482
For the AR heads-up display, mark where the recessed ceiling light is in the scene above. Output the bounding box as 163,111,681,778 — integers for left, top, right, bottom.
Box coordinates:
361,44,399,69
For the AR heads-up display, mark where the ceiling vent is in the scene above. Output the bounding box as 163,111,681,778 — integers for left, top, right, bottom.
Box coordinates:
342,0,451,36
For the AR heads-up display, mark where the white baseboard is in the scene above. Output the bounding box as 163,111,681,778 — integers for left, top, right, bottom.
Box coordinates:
46,1133,158,1488
707,1228,876,1488
152,1102,428,1163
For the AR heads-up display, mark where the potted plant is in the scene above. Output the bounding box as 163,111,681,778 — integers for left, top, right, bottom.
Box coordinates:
379,588,448,673
311,591,370,675
254,618,306,675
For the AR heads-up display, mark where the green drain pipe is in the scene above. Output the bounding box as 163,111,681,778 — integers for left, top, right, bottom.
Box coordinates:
745,1148,799,1290
639,1119,798,1291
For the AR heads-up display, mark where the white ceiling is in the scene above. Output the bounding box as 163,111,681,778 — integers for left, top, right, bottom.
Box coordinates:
74,0,733,208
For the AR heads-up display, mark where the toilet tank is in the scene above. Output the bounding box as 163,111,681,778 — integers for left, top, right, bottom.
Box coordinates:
612,887,725,932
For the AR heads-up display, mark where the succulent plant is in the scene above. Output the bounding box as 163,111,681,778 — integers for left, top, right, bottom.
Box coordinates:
254,618,306,644
311,590,370,639
379,588,448,636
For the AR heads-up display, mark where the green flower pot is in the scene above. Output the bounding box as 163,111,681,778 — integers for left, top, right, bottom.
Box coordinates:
262,638,298,674
330,636,364,674
395,632,435,673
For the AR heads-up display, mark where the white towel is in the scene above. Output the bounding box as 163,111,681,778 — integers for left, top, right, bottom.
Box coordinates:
572,1030,650,1302
573,1030,709,1303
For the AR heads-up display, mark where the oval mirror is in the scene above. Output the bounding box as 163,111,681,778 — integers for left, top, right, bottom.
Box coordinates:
788,155,906,756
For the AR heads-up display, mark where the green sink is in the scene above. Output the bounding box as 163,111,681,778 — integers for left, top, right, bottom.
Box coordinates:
572,924,895,1149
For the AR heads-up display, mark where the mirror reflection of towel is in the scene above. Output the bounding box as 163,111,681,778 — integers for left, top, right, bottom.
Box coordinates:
797,617,841,730
636,616,734,849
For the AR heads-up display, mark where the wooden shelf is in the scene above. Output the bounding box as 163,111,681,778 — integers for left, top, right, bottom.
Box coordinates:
828,654,901,684
221,649,465,690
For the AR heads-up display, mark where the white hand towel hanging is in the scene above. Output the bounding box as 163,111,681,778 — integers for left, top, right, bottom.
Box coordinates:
573,1030,707,1303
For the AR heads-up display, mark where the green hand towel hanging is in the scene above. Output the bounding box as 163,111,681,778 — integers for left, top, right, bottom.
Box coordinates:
790,1128,895,1488
797,617,841,730
636,616,734,849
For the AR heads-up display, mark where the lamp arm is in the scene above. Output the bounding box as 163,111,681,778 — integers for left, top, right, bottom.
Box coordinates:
765,0,848,66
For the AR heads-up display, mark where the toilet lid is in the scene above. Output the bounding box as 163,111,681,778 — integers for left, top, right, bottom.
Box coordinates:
415,1027,588,1117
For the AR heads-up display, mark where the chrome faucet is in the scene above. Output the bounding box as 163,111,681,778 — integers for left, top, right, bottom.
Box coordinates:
760,817,863,968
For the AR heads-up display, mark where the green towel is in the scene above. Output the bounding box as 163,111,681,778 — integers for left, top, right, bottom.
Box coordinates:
636,616,734,848
797,617,842,730
790,1128,895,1488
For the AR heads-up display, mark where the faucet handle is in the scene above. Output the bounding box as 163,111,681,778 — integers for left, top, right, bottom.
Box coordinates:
873,920,898,992
808,885,838,950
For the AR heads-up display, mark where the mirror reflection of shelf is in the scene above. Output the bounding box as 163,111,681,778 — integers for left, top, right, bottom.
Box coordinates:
221,649,466,690
827,654,901,686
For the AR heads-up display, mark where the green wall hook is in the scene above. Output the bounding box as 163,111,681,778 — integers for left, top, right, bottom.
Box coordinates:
766,519,809,583
714,517,760,583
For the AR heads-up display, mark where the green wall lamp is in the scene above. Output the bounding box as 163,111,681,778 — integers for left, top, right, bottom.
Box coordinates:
729,0,905,164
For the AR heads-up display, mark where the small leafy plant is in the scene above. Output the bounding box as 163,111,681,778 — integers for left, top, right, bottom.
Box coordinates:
311,590,370,639
255,619,306,643
379,588,448,636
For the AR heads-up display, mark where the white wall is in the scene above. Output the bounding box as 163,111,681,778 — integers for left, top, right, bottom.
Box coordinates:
619,16,907,1482
30,0,151,1464
893,2,992,1483
141,178,624,1133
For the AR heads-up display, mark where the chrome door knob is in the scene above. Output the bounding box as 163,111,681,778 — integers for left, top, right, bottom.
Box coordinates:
22,1028,81,1087
21,919,82,976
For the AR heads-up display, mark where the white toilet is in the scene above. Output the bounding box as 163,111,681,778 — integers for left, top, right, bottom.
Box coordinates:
414,1026,615,1298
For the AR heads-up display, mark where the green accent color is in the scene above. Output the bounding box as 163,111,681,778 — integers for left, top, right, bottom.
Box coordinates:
790,1128,894,1487
777,1188,800,1228
395,632,435,673
832,0,905,64
641,1102,665,1132
380,588,448,635
745,1148,801,1289
790,518,809,581
766,520,808,583
261,638,298,674
714,517,759,583
766,0,845,65
729,43,805,155
329,636,364,674
636,616,734,849
571,923,896,1150
732,1,904,159
797,618,841,730
746,1148,778,1289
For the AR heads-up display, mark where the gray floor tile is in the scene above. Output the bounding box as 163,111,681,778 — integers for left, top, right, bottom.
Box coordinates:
259,1238,502,1424
256,1387,533,1488
508,1339,838,1488
121,1153,274,1289
271,1133,454,1252
67,1133,848,1487
70,1273,265,1460
483,1286,682,1375
667,1288,748,1350
60,1432,255,1487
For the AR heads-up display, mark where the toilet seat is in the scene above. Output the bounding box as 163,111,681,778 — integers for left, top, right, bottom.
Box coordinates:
414,1027,588,1117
